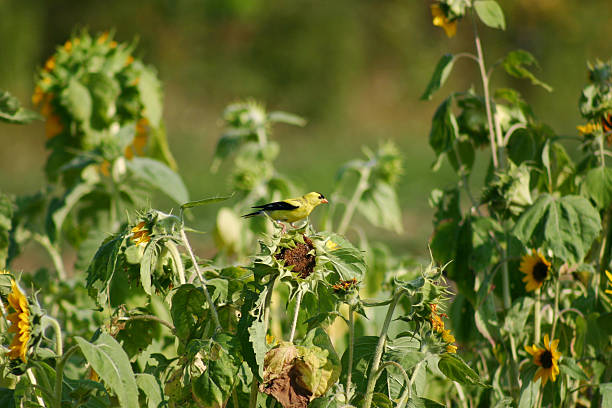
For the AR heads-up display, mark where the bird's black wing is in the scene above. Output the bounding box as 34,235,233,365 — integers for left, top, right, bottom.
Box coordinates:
253,201,300,211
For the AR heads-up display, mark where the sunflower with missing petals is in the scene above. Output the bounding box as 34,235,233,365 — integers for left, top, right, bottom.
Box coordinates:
431,3,457,38
131,221,151,246
520,249,551,292
6,280,31,363
525,334,561,386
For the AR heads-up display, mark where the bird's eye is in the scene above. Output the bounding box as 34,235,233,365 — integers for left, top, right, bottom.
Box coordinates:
319,194,324,199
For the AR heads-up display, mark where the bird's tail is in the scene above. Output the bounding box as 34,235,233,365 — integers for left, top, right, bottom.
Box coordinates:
242,210,263,218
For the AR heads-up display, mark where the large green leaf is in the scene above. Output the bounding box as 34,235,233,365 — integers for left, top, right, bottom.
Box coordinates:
582,167,612,209
171,284,207,342
135,374,163,408
237,286,268,381
513,194,601,263
75,333,139,408
474,0,505,30
126,157,189,204
86,234,124,306
601,383,612,408
46,180,96,242
438,354,488,387
502,50,552,91
357,181,403,233
193,333,242,408
421,54,455,101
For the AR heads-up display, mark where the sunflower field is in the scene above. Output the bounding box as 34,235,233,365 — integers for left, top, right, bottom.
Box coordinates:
0,1,611,407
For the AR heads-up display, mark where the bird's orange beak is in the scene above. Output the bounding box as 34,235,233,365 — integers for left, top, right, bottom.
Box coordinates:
321,198,329,204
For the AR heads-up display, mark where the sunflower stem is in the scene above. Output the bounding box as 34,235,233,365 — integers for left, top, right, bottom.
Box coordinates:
551,276,561,339
179,227,221,330
362,289,405,408
248,377,259,408
534,288,542,342
288,287,304,343
32,233,67,280
346,304,355,403
338,168,370,236
54,345,79,408
166,241,186,285
44,316,63,357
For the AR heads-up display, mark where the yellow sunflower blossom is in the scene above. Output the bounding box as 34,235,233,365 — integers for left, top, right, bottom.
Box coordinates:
131,221,151,246
429,303,445,333
6,280,31,363
97,31,109,44
605,270,612,295
431,3,457,38
525,334,561,387
46,114,64,140
44,56,56,72
63,40,73,52
125,55,135,67
32,86,44,106
446,344,457,353
520,249,551,292
577,122,601,135
110,41,118,49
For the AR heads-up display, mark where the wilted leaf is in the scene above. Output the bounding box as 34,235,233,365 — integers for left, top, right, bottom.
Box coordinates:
421,54,455,101
429,96,458,158
502,50,552,91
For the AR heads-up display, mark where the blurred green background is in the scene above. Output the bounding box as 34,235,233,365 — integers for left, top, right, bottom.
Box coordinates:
1,0,611,258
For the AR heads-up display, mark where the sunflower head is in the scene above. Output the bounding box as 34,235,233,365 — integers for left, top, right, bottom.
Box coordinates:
525,334,561,387
131,221,152,246
520,249,551,292
5,280,32,363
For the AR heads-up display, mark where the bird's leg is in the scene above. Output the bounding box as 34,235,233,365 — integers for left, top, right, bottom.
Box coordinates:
275,220,287,234
290,222,297,229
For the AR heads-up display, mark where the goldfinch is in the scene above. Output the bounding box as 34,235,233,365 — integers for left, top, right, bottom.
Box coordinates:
242,192,328,233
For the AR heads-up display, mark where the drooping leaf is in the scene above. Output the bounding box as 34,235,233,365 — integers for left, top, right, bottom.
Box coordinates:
474,0,506,30
582,167,612,209
0,89,42,124
438,353,488,387
429,96,458,158
268,111,307,126
502,50,552,91
125,157,189,204
46,181,96,243
75,333,139,408
513,194,601,263
421,54,455,101
171,284,207,342
237,286,269,381
135,374,163,408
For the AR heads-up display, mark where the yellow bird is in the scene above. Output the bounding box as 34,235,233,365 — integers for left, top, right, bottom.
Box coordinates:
242,192,328,233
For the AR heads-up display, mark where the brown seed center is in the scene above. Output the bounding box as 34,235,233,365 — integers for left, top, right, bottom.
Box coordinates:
540,350,553,368
532,261,549,282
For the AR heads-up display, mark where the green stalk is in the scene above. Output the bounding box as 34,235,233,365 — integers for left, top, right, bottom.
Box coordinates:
551,277,561,339
248,379,259,408
43,316,63,356
180,228,221,330
338,168,370,235
345,305,355,403
32,233,67,280
362,290,405,408
534,288,541,342
288,288,304,343
407,360,423,401
54,345,79,408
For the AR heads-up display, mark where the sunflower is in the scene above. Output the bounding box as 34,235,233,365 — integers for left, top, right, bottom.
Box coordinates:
431,3,457,38
429,303,445,332
131,221,151,246
525,334,561,386
576,122,601,136
441,328,458,353
6,280,31,363
520,249,551,292
605,270,612,295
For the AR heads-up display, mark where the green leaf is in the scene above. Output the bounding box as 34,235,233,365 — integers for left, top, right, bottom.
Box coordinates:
82,72,120,128
171,284,207,342
582,167,612,209
62,78,93,123
237,286,269,381
438,354,488,387
135,374,163,408
407,397,445,408
46,181,96,242
601,383,612,408
192,333,242,408
429,96,458,158
181,193,234,210
502,50,552,91
138,67,163,128
358,181,403,233
513,194,601,263
75,333,139,408
126,157,189,204
474,0,506,30
86,234,124,306
503,297,534,338
559,358,589,381
421,54,455,101
140,243,156,295
268,111,307,126
0,89,42,124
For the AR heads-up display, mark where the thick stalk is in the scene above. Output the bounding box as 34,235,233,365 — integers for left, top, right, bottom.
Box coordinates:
179,228,221,330
534,288,541,342
362,290,404,408
288,289,304,343
44,316,63,356
346,305,355,403
338,168,370,235
551,277,561,339
248,379,259,408
473,22,498,168
54,345,79,408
